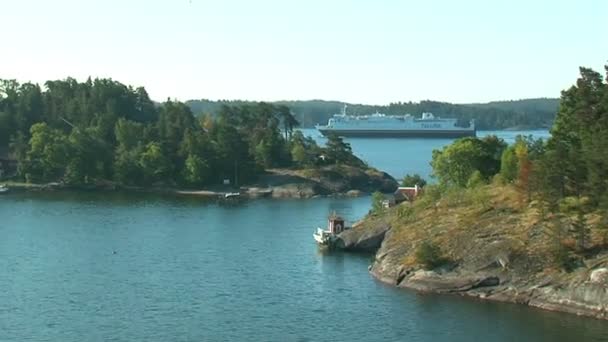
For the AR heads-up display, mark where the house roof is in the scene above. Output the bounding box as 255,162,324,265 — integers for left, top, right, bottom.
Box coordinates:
394,187,420,201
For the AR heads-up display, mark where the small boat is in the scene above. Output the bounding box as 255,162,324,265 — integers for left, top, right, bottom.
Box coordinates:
224,192,240,199
313,227,334,246
313,212,348,247
0,185,9,194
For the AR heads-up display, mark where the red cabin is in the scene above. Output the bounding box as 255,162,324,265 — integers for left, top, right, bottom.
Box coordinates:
328,213,345,234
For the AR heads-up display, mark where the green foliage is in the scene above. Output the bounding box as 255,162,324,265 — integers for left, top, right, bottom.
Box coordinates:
544,66,608,204
416,184,444,209
325,133,361,166
139,142,170,185
551,243,575,271
397,205,415,220
113,146,143,185
186,98,559,130
2,77,361,187
500,146,518,183
114,118,144,150
371,191,385,215
0,111,11,146
22,123,70,182
415,241,445,270
431,136,506,187
401,173,427,187
290,144,308,166
290,130,321,167
469,184,492,210
183,154,210,186
572,210,590,252
466,170,485,188
64,128,111,184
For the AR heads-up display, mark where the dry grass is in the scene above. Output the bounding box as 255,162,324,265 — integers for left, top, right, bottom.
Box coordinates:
377,183,607,273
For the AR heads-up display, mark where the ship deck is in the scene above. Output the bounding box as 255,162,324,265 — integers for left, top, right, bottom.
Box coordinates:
317,129,476,138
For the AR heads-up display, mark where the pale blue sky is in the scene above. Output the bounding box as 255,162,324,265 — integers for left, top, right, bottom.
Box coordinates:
1,0,606,104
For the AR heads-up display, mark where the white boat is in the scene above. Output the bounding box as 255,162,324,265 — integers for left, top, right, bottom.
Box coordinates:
316,105,475,138
0,185,9,193
313,213,348,247
224,192,240,199
313,227,334,246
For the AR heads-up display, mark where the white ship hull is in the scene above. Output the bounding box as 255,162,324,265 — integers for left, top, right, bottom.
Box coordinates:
317,128,475,138
316,109,476,138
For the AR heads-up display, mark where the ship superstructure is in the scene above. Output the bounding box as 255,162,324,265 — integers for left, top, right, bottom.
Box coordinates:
316,105,475,138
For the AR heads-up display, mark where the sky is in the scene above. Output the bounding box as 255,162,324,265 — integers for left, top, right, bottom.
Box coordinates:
1,0,606,105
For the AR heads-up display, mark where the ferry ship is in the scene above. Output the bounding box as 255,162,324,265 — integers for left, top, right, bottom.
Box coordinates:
316,106,476,138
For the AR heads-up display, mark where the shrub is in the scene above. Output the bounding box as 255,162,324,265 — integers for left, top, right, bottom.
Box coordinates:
416,184,444,209
415,240,445,270
371,191,385,215
551,243,579,272
466,170,485,188
402,173,427,188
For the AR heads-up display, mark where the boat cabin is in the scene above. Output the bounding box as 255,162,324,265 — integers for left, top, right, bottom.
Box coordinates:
328,214,345,234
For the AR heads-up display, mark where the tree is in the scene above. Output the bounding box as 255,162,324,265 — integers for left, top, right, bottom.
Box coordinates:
371,191,385,214
401,173,427,187
23,123,70,182
212,114,255,184
500,146,518,183
415,241,445,270
559,196,591,252
277,105,299,140
289,130,320,167
466,170,485,188
325,133,361,166
114,118,144,150
0,75,302,187
139,142,170,184
514,139,532,201
64,127,111,184
431,136,506,187
114,146,143,185
0,111,11,146
544,66,608,203
291,143,308,166
431,140,477,187
183,154,210,186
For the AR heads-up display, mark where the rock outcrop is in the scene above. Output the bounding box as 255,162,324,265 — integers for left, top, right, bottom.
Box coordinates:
254,166,398,199
335,221,390,252
359,184,608,320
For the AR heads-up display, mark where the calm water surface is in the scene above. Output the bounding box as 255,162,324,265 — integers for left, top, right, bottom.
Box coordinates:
1,192,607,341
301,128,552,179
2,130,608,341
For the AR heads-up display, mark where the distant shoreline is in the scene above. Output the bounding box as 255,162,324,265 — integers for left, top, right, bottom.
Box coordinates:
1,165,399,200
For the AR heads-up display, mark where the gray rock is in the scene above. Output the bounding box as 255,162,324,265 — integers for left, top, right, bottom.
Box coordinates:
402,272,500,293
335,224,390,252
590,268,608,284
345,189,365,197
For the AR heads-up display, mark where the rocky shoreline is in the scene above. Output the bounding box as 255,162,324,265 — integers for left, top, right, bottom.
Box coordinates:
333,189,608,321
2,165,399,200
369,251,608,320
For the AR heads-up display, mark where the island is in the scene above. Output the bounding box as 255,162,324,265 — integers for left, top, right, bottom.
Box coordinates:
0,78,397,197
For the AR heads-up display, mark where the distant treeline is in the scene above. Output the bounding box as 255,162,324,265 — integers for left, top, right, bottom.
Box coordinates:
186,98,559,130
0,77,362,187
